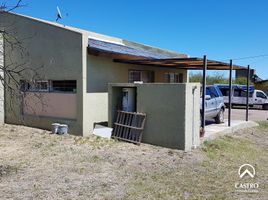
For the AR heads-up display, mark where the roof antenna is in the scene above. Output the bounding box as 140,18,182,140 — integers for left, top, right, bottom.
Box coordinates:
56,6,63,22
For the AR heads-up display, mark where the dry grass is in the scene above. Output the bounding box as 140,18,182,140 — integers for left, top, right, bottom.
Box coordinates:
0,123,267,199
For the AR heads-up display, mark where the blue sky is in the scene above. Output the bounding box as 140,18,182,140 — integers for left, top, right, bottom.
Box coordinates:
13,0,268,79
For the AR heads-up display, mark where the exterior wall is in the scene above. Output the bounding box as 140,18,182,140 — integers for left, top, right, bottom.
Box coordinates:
108,83,200,151
23,92,77,119
236,69,256,82
87,55,188,93
0,13,86,135
0,33,4,124
86,55,188,134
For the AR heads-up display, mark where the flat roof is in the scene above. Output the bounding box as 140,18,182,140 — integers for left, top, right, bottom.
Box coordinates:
113,57,246,70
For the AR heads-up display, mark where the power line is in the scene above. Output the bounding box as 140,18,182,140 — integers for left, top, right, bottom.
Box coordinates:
221,54,268,62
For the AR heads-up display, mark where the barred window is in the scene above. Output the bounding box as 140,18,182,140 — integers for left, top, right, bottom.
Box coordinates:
20,80,49,92
20,80,77,93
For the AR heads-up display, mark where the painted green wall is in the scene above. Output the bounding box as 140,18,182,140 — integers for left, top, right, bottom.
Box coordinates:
85,55,189,135
0,12,85,135
108,83,200,151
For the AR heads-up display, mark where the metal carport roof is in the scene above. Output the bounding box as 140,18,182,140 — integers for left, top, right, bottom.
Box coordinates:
114,57,246,70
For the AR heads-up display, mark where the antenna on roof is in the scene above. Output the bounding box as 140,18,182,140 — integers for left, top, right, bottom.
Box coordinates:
56,6,62,22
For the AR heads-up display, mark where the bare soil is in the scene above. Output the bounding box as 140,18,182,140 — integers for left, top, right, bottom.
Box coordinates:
0,123,267,200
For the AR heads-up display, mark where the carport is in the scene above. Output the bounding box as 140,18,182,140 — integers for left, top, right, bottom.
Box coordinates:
114,56,251,135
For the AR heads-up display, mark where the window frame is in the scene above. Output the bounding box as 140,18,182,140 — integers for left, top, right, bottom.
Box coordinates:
128,70,154,83
20,80,77,93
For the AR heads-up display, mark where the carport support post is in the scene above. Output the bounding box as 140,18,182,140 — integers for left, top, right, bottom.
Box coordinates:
201,55,207,134
228,60,233,127
246,65,250,121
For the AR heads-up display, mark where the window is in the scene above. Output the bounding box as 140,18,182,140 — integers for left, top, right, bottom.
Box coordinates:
234,89,254,97
207,87,219,98
35,81,49,91
129,70,154,83
20,80,77,93
219,88,229,96
165,73,184,83
20,80,49,92
256,92,267,99
51,80,77,93
206,88,211,96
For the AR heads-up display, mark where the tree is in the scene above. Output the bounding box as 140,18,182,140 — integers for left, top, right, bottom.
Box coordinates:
189,72,251,85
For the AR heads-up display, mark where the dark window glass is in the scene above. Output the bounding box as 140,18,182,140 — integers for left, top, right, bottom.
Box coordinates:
178,73,183,83
219,88,229,96
256,92,267,99
206,88,211,96
208,87,219,98
51,80,77,93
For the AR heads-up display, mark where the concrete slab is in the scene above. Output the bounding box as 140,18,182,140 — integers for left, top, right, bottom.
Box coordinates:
224,108,268,122
93,125,112,139
202,120,259,142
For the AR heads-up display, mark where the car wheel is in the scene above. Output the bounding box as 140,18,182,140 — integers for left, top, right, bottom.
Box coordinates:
263,104,268,110
215,109,224,124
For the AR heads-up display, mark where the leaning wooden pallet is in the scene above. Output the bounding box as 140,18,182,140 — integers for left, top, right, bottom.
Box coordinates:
112,110,146,145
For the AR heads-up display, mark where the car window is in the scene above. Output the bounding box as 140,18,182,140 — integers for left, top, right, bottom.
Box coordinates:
215,87,223,97
256,92,267,99
208,87,219,98
219,88,230,96
206,88,211,96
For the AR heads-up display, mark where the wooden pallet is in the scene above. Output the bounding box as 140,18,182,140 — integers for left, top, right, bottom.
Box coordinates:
112,110,146,145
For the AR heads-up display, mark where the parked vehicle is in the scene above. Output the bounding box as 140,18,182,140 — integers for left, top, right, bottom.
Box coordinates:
216,84,268,110
200,85,225,124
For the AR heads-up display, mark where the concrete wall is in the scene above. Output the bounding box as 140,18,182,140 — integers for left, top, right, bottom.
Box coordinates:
87,55,188,93
0,33,4,124
23,92,77,119
0,12,86,135
108,83,200,151
85,55,188,134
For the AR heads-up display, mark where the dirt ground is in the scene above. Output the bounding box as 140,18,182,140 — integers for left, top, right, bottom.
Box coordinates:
0,123,267,200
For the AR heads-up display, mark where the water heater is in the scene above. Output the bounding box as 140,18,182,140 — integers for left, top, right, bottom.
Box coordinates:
122,88,135,112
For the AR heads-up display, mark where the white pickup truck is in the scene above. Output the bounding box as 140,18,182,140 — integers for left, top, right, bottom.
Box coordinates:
216,84,268,110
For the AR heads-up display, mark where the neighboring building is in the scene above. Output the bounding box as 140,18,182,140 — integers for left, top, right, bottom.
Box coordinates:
255,80,268,95
0,12,189,136
235,69,258,82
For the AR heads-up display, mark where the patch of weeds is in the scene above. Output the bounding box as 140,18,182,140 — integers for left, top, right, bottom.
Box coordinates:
202,140,226,159
73,136,119,149
91,155,101,163
202,136,260,161
0,165,19,177
33,142,43,149
258,121,268,129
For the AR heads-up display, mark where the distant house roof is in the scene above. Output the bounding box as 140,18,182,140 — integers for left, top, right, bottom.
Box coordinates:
255,79,268,84
88,39,180,60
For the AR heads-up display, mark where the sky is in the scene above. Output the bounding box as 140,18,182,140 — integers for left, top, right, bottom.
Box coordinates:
10,0,268,79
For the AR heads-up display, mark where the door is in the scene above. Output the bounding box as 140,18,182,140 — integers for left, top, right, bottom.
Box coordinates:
254,91,268,105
